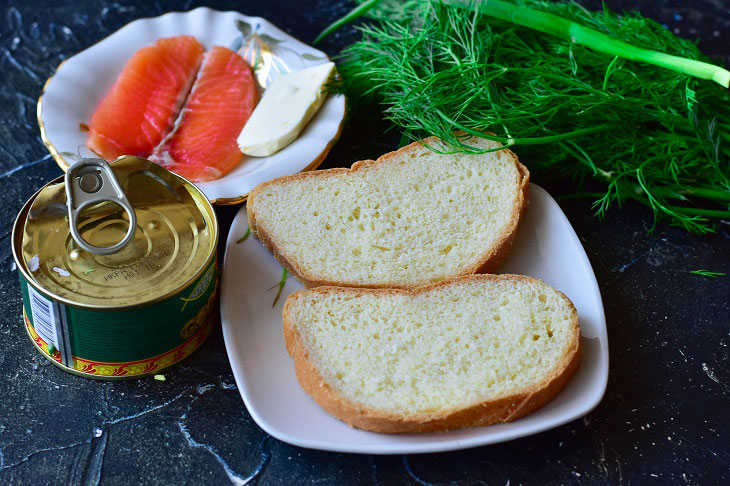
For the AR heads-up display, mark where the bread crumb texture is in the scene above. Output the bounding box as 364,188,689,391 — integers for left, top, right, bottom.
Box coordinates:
249,137,523,286
287,277,576,415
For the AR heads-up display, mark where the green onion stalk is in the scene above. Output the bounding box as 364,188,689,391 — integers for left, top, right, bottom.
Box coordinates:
444,0,730,88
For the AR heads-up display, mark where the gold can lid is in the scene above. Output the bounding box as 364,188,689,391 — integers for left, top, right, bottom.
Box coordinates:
21,156,217,309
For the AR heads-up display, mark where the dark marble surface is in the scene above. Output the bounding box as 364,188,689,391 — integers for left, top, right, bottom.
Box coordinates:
1,1,728,484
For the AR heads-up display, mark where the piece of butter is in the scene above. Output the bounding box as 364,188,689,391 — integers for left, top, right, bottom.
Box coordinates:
237,62,336,157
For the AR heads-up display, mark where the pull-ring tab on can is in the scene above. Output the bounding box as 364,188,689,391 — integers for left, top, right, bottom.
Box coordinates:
65,158,137,255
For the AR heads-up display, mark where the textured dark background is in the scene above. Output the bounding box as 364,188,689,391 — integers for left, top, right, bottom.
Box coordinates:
1,1,728,484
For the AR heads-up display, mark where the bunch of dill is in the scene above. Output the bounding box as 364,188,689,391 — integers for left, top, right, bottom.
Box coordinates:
336,0,730,233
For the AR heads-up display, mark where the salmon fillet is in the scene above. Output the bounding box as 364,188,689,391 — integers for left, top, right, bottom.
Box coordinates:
150,46,258,182
87,36,204,161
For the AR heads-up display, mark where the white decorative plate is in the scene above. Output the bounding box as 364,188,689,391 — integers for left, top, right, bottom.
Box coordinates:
221,184,609,454
38,7,345,205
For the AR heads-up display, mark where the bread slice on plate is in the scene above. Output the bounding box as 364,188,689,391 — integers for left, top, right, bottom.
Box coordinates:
247,135,529,289
283,274,580,433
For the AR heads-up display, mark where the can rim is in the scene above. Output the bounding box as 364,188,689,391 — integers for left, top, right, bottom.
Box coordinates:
12,171,219,311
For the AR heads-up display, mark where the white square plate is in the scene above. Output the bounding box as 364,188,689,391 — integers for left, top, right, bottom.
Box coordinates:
221,184,608,454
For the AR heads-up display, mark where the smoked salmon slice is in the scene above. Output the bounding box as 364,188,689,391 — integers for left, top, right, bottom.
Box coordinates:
150,46,258,182
87,36,204,161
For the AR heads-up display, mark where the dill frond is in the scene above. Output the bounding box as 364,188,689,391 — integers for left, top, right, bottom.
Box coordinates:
237,228,251,244
690,270,726,278
336,0,730,233
273,269,289,307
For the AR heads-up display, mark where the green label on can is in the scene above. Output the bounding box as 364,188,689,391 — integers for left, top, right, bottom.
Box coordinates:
19,260,217,378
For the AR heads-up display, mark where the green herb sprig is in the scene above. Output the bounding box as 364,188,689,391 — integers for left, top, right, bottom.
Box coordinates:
236,228,251,244
273,269,289,307
335,0,730,233
690,270,726,278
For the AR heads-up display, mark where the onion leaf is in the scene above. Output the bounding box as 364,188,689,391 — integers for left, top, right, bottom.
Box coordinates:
314,0,381,44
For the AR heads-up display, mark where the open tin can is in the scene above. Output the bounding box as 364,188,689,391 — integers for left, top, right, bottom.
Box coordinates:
11,156,218,379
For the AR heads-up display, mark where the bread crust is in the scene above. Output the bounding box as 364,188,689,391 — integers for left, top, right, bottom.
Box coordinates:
247,135,530,289
282,274,580,433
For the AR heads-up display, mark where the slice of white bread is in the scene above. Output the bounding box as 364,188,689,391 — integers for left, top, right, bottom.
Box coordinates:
283,274,580,433
247,135,529,289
